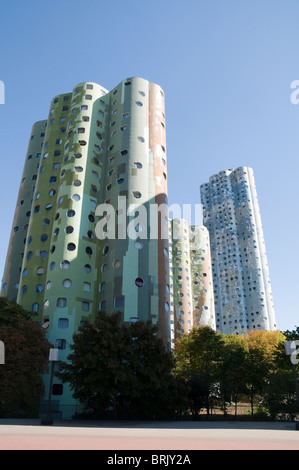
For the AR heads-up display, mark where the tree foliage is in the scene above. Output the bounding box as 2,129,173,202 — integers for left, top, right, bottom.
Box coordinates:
0,297,51,417
58,312,185,419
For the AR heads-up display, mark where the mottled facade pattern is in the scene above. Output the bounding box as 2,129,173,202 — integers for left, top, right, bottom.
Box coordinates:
200,167,276,335
169,219,215,345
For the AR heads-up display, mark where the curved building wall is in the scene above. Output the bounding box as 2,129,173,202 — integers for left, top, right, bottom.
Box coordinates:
169,219,215,344
1,78,170,418
93,77,170,345
189,226,215,329
201,166,276,334
1,121,47,301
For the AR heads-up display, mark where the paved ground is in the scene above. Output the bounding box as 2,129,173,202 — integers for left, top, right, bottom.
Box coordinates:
0,419,298,451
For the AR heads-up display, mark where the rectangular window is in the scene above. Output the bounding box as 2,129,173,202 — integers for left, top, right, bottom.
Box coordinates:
82,301,90,312
55,339,66,349
57,298,67,308
58,318,69,328
52,384,63,395
83,282,91,292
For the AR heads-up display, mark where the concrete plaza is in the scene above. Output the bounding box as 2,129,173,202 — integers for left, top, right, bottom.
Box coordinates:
0,419,298,450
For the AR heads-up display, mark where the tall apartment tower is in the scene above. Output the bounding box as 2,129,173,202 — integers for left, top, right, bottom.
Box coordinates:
1,78,170,418
169,219,215,346
200,167,276,335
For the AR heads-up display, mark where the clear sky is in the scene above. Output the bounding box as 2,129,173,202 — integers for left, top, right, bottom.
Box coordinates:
0,0,298,332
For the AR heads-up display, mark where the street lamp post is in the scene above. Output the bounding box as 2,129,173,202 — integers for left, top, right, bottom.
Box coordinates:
41,348,59,426
284,341,299,430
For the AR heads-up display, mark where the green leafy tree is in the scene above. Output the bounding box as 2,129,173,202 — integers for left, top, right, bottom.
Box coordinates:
243,330,285,416
220,334,247,416
0,297,51,417
262,329,299,420
58,311,184,419
174,326,225,416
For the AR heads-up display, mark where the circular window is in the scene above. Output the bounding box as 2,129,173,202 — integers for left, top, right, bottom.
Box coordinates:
101,263,107,272
21,285,28,295
36,267,44,275
134,241,143,249
135,277,144,287
42,218,50,226
72,194,80,201
87,230,95,239
46,281,51,290
67,209,75,217
86,246,92,255
73,179,81,187
63,279,72,288
88,214,95,222
41,234,48,242
84,264,91,273
135,101,143,107
164,302,170,312
35,284,44,293
65,226,74,234
27,251,33,260
67,243,76,251
50,262,56,271
45,204,53,211
113,259,121,269
61,260,70,269
74,152,82,159
22,268,28,277
103,245,109,255
133,191,142,199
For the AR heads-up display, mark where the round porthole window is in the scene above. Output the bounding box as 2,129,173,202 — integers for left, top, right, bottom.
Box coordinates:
62,279,72,288
60,260,70,269
134,241,143,249
135,277,144,287
67,243,76,251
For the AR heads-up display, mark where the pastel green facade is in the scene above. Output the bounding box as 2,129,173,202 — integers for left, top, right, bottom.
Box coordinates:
1,78,170,418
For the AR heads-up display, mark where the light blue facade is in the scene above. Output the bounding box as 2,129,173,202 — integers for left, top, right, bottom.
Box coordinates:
201,167,276,334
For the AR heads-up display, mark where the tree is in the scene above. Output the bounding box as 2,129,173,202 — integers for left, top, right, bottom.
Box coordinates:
243,330,285,416
174,326,225,416
262,329,299,420
58,311,184,419
220,334,247,416
0,297,51,417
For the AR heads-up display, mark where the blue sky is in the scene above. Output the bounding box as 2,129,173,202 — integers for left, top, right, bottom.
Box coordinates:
0,0,298,331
